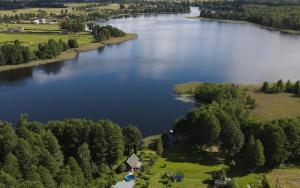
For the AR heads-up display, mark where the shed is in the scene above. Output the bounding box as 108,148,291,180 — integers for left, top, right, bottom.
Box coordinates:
126,154,140,169
214,179,227,187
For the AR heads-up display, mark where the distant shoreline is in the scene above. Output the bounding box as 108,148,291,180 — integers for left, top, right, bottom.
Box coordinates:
186,16,300,35
0,33,137,73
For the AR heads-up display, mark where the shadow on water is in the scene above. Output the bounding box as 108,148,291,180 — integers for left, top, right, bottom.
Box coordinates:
0,68,33,86
37,61,65,75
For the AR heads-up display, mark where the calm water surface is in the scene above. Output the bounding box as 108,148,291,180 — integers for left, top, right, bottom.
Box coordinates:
1,8,300,135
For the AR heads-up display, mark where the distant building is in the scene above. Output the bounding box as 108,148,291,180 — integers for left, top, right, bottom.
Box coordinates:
41,19,47,24
32,19,40,24
5,27,24,33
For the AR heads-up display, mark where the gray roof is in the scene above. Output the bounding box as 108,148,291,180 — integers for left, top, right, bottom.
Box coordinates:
126,154,139,168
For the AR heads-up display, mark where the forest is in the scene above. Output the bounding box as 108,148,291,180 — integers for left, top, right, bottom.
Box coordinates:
171,83,300,171
199,1,300,31
0,116,143,187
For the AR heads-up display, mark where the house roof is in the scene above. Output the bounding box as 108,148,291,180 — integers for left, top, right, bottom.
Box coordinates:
126,154,139,168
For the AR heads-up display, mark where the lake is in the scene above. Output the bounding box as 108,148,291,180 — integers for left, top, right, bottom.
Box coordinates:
1,8,300,135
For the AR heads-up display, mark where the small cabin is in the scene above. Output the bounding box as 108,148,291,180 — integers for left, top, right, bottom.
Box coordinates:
126,154,141,170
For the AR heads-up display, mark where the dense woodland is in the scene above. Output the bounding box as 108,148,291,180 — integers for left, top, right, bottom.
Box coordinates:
0,115,143,187
199,1,300,31
171,83,300,171
0,38,72,65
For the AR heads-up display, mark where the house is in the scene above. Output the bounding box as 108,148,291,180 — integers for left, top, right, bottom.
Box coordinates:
214,179,227,187
126,154,141,170
32,19,40,24
41,19,47,24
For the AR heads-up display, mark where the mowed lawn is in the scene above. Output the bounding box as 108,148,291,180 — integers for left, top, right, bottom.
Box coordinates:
0,32,94,50
146,157,225,188
267,168,300,188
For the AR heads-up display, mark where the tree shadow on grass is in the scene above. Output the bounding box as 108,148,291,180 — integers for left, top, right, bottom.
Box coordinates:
163,147,223,166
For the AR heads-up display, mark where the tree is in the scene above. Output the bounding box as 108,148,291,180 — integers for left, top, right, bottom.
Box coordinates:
261,82,270,93
101,120,124,167
219,112,244,157
0,170,19,188
0,50,5,65
38,166,56,188
277,119,300,162
294,80,300,95
0,122,18,161
2,153,22,179
57,165,75,187
156,138,164,156
276,79,285,92
67,157,85,187
68,39,79,48
261,123,288,167
13,138,36,178
253,139,265,168
77,143,92,180
285,80,294,92
245,134,255,165
122,125,143,156
42,130,63,166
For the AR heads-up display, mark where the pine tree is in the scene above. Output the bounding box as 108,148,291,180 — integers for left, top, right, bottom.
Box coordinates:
285,80,294,93
2,153,22,179
261,82,270,93
67,157,85,187
77,143,92,180
253,139,265,167
294,80,300,95
276,79,285,93
38,166,56,188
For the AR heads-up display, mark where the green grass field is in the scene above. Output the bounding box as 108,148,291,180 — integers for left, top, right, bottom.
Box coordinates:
174,82,300,120
0,23,60,33
0,32,94,50
267,168,300,188
135,148,262,188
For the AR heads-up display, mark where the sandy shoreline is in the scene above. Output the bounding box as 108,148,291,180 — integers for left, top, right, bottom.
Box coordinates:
0,33,138,73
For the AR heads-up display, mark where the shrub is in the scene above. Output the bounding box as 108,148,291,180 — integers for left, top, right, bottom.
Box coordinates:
68,39,79,48
116,163,127,174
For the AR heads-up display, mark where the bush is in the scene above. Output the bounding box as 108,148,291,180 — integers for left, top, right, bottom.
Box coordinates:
116,163,127,174
68,39,79,48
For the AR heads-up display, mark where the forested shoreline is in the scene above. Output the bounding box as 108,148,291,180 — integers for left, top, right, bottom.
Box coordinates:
0,25,125,66
198,1,300,32
0,115,143,187
171,83,300,172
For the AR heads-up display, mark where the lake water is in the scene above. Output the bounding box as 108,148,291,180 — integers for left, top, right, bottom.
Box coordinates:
1,8,300,135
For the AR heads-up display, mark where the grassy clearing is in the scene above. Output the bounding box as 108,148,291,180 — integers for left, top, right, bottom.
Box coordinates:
173,81,202,95
137,148,261,188
245,89,300,120
267,168,300,188
174,82,300,120
0,23,60,32
0,32,94,50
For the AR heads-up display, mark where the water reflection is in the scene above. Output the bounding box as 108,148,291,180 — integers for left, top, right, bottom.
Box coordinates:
1,8,300,135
